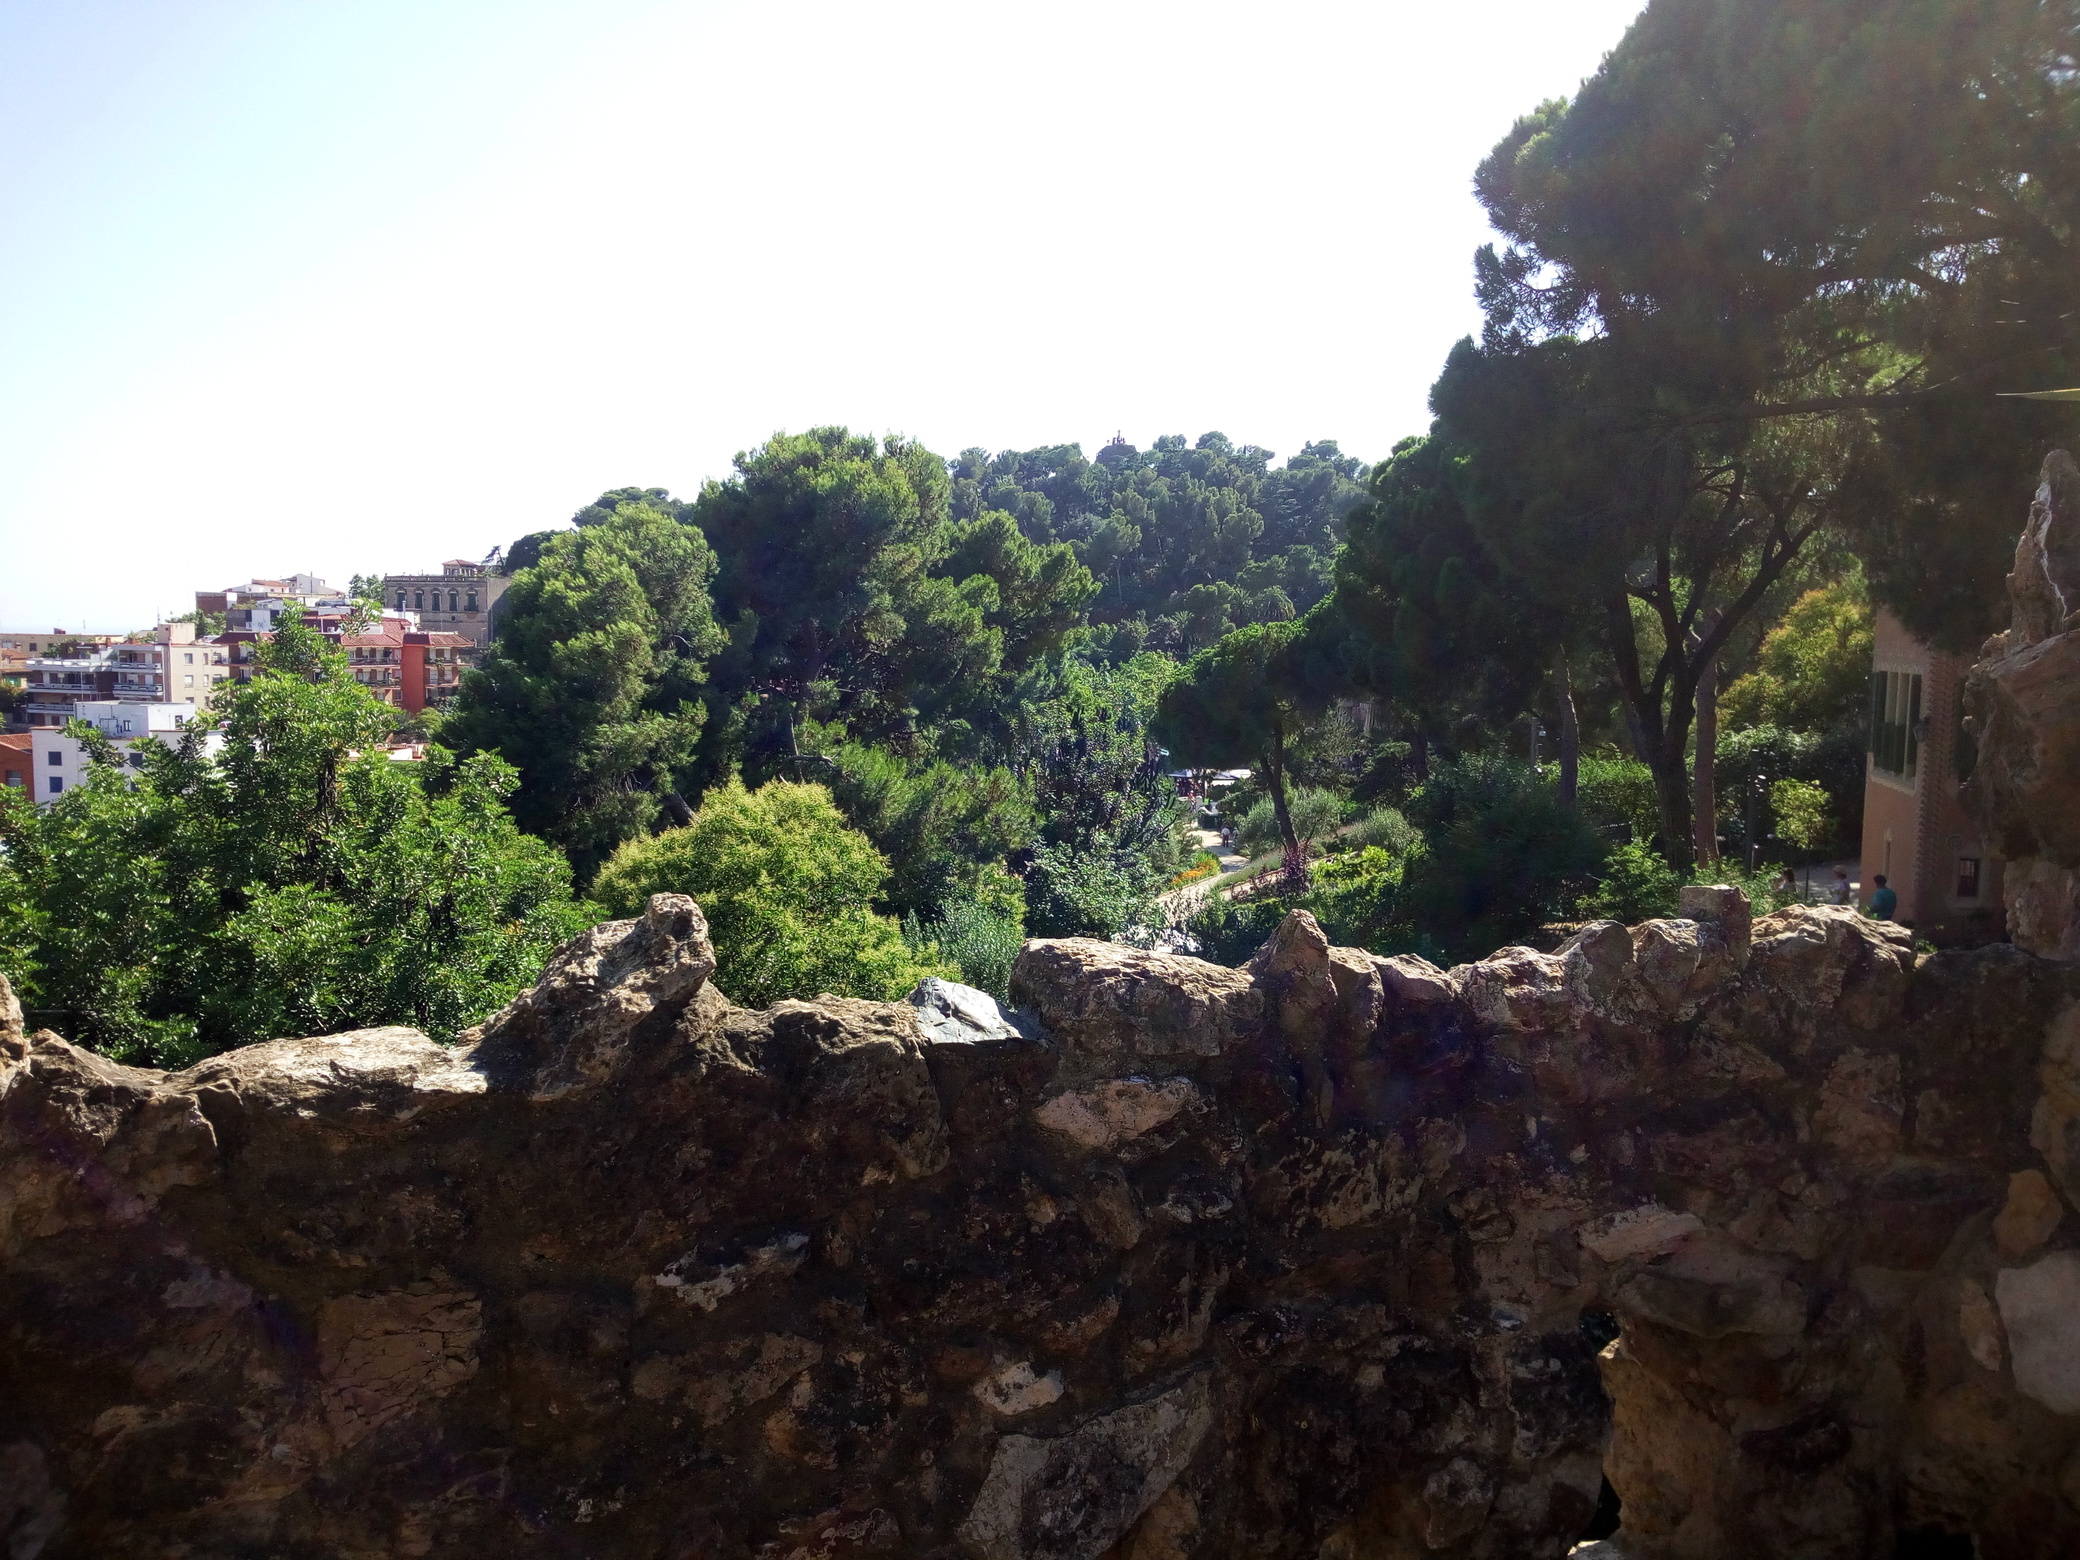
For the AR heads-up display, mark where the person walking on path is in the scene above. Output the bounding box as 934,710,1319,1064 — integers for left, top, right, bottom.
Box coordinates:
1868,874,1898,920
1829,866,1853,906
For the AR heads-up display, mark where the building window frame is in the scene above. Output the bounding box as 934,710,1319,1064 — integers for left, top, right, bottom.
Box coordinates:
1869,669,1922,782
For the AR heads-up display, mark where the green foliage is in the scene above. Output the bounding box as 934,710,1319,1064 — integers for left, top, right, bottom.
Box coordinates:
1333,432,1567,729
0,615,590,1065
812,733,1032,919
1466,0,2078,659
1305,846,1405,951
590,778,949,1008
1029,656,1180,852
1153,617,1332,861
1396,756,1607,963
1720,581,1874,735
1768,778,1830,853
1574,757,1661,847
904,884,1024,1000
1578,841,1683,924
1235,787,1343,859
1715,725,1864,858
949,435,1368,654
1349,806,1419,855
1178,893,1292,967
1023,837,1161,942
694,429,1094,763
444,499,725,880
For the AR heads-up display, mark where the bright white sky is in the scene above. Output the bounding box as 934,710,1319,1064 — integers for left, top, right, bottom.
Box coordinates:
0,0,1646,629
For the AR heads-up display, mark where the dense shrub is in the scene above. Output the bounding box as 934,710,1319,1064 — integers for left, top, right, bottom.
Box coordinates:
1396,756,1607,963
1234,787,1346,858
1023,836,1162,940
592,778,950,1007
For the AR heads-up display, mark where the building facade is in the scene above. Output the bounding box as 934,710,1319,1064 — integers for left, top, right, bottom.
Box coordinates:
1,732,28,791
1857,609,2006,941
383,559,508,647
18,623,230,728
341,625,473,714
30,702,217,805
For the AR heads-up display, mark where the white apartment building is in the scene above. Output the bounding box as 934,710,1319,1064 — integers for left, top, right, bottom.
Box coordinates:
20,623,231,728
31,702,221,805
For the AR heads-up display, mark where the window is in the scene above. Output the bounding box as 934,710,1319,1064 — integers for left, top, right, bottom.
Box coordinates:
183,674,194,686
1957,857,1982,899
414,591,425,610
397,593,407,610
465,593,478,612
184,652,193,663
1869,670,1922,779
48,776,62,795
47,750,61,766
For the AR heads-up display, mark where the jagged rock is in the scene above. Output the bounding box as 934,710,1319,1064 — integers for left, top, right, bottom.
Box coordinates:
6,878,2080,1559
958,1371,1213,1560
1995,1252,2080,1415
906,977,1041,1046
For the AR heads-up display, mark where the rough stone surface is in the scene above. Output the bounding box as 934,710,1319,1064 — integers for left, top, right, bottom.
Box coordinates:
1996,1252,2080,1415
5,874,2080,1559
906,978,1041,1047
1964,450,2080,956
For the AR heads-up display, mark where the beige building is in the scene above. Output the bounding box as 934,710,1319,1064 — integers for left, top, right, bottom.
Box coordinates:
18,623,232,728
1857,609,2005,942
384,560,508,647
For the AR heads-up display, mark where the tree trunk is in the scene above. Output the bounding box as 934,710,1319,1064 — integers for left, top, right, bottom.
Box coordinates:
1267,724,1302,870
1692,644,1720,866
1649,739,1696,874
1554,646,1579,812
1410,730,1430,784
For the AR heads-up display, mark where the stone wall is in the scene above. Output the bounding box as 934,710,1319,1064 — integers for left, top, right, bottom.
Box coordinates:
5,877,2079,1559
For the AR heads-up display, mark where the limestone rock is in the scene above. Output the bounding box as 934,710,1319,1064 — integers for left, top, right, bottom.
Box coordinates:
958,1371,1213,1560
1011,940,1262,1063
458,892,715,1098
1035,1076,1200,1150
1996,1252,2080,1415
1995,1170,2066,1258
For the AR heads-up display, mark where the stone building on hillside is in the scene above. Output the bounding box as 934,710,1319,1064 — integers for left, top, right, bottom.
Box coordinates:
383,558,508,648
1858,608,2005,940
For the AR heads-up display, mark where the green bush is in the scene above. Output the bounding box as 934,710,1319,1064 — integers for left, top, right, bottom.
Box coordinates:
592,778,951,1007
1574,756,1661,845
905,899,1023,1001
1179,892,1293,966
1397,756,1607,963
1347,806,1419,856
1306,846,1405,950
1234,786,1346,858
1578,841,1683,923
1023,835,1162,940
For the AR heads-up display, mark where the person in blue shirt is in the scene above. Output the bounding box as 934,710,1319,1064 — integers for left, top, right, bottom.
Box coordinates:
1868,873,1898,920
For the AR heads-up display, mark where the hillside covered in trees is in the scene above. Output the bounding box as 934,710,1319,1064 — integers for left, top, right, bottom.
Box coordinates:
4,0,2073,1063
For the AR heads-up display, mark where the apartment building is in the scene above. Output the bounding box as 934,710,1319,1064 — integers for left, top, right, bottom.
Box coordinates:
195,575,344,632
31,702,220,805
18,623,231,728
341,625,473,714
383,558,508,647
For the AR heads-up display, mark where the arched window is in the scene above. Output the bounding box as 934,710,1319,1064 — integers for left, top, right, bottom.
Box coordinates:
414,591,424,610
396,593,406,609
465,593,478,612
